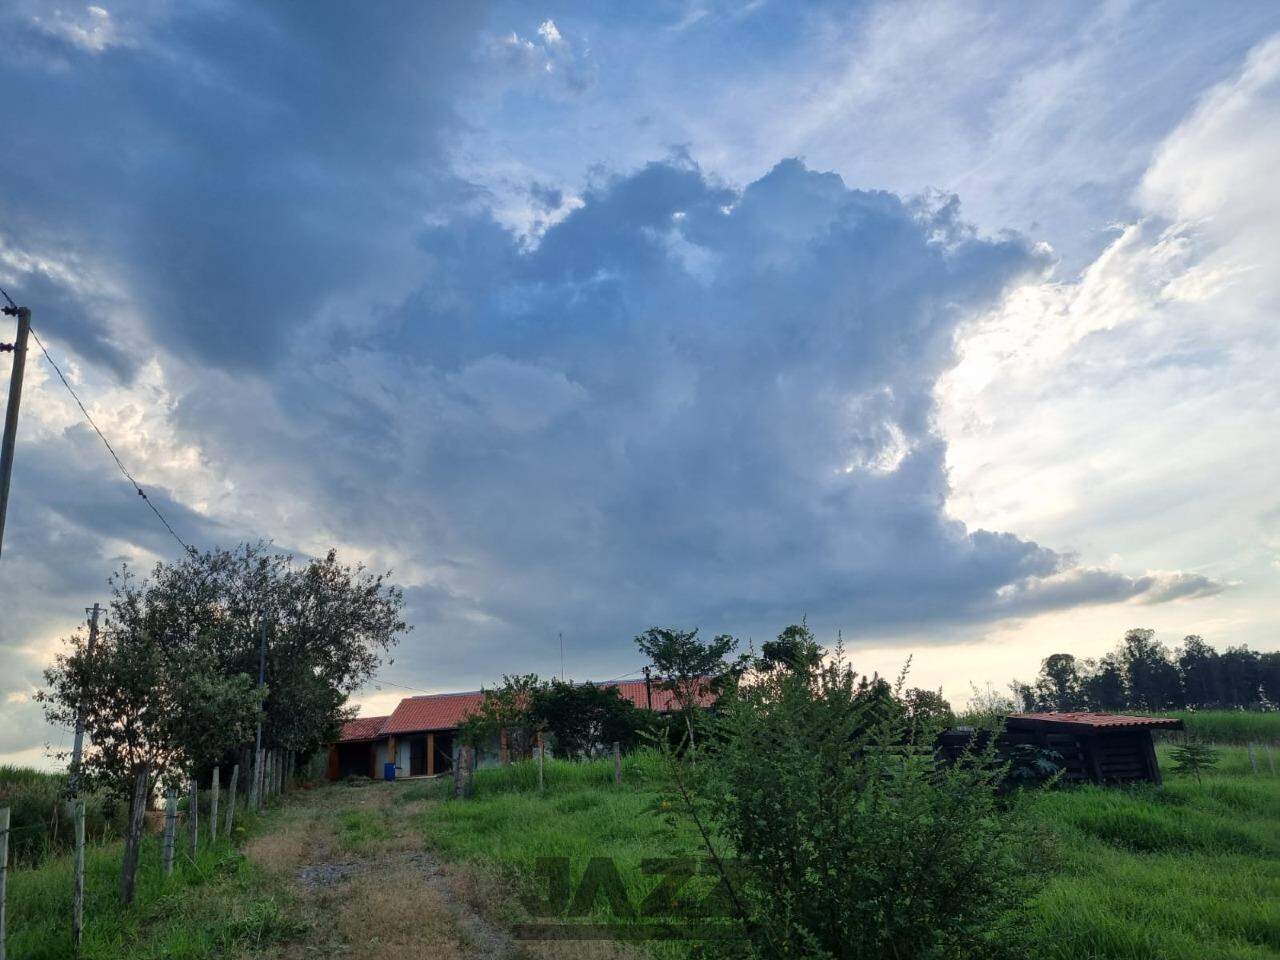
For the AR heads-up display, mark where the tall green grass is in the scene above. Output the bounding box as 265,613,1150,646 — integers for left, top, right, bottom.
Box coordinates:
4,806,301,958
1021,745,1280,960
1146,710,1280,746
418,744,1280,960
418,750,709,958
0,765,124,866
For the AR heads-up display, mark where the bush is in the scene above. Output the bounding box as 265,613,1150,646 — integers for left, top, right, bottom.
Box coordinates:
0,766,123,867
680,652,1041,959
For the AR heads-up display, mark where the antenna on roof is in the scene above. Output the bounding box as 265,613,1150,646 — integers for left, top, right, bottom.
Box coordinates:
559,631,565,682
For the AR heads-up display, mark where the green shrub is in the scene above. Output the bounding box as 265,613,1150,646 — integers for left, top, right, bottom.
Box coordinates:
0,766,123,867
683,653,1041,959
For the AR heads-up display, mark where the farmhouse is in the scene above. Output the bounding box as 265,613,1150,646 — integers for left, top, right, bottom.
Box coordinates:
939,712,1184,784
326,679,702,780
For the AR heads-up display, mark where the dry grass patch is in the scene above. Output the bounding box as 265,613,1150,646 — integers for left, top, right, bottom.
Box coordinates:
335,867,471,959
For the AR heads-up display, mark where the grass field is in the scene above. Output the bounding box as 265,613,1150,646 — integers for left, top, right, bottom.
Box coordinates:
1147,711,1280,746
3,804,301,959
416,744,1280,960
4,734,1275,958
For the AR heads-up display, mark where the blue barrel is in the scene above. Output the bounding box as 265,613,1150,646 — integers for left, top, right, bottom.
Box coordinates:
383,762,396,781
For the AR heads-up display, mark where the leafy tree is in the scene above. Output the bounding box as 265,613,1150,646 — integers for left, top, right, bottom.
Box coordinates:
1177,635,1221,708
678,645,1037,959
902,687,955,729
758,622,823,676
1260,651,1280,708
1119,628,1183,710
635,627,745,748
39,542,408,902
39,563,262,902
459,674,546,759
1218,645,1263,708
1034,653,1084,711
1009,681,1038,712
1079,654,1126,711
531,681,649,757
1169,737,1220,783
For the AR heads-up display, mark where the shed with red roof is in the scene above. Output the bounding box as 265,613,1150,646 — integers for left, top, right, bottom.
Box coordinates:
939,712,1183,785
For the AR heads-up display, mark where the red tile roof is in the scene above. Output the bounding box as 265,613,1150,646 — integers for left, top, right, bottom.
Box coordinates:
1008,712,1184,731
382,691,487,735
611,679,717,712
336,677,720,741
336,715,390,742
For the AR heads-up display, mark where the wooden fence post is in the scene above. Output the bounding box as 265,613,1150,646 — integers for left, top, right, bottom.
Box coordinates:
1,806,9,960
248,748,259,811
1248,743,1259,774
613,742,622,785
1267,745,1276,776
162,791,177,875
119,765,149,905
466,747,476,798
187,778,198,852
72,800,85,954
255,749,265,810
225,765,239,837
538,742,545,792
453,746,464,799
210,768,220,845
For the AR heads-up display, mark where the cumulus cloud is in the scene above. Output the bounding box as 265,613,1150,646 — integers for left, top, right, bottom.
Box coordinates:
487,17,594,95
162,155,1209,659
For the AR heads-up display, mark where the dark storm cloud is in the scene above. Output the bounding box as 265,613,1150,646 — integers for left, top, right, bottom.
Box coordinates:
0,0,488,375
165,154,1216,676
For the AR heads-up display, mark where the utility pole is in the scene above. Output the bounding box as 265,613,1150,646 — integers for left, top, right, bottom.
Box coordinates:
68,603,101,806
643,665,653,711
0,302,31,561
249,609,267,810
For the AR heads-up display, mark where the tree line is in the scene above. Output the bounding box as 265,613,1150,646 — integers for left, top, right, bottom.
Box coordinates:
1011,628,1280,713
38,542,407,900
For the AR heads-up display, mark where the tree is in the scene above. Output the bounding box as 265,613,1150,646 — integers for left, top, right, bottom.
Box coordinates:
532,681,649,758
1034,653,1083,711
758,622,823,676
903,687,955,729
1177,635,1221,708
39,542,408,902
1218,646,1262,708
459,674,546,760
1080,655,1126,711
1119,628,1183,710
680,647,1036,959
635,627,745,749
39,563,262,903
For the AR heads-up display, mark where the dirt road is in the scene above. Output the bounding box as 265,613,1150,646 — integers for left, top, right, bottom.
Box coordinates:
243,780,636,960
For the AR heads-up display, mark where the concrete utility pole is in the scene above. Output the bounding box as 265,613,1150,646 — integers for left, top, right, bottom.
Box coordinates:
68,603,101,805
0,303,31,561
250,610,267,809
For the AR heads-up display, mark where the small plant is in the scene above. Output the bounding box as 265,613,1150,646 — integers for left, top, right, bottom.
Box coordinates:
1169,737,1220,782
1007,744,1063,788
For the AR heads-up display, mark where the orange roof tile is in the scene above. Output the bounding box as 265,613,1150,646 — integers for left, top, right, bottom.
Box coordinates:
336,715,390,742
382,691,487,734
337,677,719,740
1008,712,1183,731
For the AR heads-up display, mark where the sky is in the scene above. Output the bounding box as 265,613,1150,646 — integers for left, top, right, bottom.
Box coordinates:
1,0,1278,766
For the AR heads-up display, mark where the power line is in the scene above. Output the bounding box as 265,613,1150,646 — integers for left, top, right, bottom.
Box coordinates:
27,326,191,554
